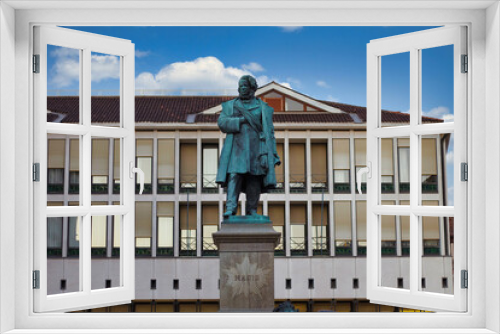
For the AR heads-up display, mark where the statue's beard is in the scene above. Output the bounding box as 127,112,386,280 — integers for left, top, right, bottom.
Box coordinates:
239,90,255,101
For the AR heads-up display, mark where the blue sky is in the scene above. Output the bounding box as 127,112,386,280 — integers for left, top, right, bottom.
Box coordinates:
48,26,454,204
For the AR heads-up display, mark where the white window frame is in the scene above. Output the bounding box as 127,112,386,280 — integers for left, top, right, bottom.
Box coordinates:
366,26,467,312
1,2,498,333
33,26,136,312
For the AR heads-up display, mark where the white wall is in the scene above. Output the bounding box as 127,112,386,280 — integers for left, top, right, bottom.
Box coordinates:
485,2,500,333
0,2,16,333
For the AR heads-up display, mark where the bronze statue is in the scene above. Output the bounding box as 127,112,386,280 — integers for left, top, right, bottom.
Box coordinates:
216,75,280,217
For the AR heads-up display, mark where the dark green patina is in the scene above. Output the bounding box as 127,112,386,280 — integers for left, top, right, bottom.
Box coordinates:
216,75,280,218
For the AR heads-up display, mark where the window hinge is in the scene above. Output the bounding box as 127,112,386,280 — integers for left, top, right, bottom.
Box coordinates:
461,54,468,73
461,162,468,181
461,270,468,289
33,163,40,182
33,270,40,289
33,54,40,73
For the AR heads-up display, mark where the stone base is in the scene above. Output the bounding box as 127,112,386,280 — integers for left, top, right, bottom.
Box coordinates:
213,215,281,312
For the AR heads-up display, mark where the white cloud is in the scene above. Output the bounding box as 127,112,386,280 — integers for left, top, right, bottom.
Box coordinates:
446,151,454,164
326,95,339,102
316,80,330,88
242,62,265,72
280,26,303,33
49,47,120,88
422,106,454,122
135,50,151,58
135,56,281,95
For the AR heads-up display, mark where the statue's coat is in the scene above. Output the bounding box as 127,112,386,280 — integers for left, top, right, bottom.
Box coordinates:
216,98,280,192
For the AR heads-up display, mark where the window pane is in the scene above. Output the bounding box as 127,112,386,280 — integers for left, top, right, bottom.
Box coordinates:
397,138,411,197
91,51,120,127
180,204,197,256
356,201,367,256
289,143,306,192
312,203,329,255
333,138,350,193
112,138,121,197
48,216,81,296
380,215,410,290
355,139,367,194
47,138,65,196
420,215,453,295
381,51,410,126
202,145,218,192
91,215,122,290
91,138,110,195
334,201,352,256
158,139,175,194
157,202,174,256
135,202,152,256
47,45,80,124
180,143,197,193
421,45,454,124
380,138,395,194
311,143,328,192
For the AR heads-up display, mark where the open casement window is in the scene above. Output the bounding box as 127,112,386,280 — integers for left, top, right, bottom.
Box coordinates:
366,26,467,312
33,26,136,312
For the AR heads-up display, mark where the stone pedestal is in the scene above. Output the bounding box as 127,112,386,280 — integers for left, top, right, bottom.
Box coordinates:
213,215,281,312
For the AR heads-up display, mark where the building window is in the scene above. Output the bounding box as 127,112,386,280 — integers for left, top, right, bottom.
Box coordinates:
356,201,367,256
157,202,174,256
334,201,352,256
202,204,219,256
69,138,79,194
157,139,175,194
180,143,197,193
268,204,285,256
290,204,307,256
47,216,63,257
398,139,410,193
135,202,152,257
380,201,396,256
68,214,80,257
113,139,120,194
136,139,153,194
47,139,65,194
289,143,306,193
91,210,107,257
422,201,441,255
311,143,328,193
400,200,410,255
333,138,350,193
355,138,367,194
180,203,197,256
381,138,395,193
312,203,329,255
269,143,285,193
202,144,218,193
91,139,109,194
421,138,438,193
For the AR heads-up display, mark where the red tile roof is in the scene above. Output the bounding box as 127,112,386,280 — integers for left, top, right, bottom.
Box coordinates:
47,96,443,125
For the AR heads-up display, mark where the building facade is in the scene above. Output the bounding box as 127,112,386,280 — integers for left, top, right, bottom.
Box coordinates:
46,83,453,312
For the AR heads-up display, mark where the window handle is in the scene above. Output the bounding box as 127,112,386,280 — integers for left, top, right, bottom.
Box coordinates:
356,162,371,195
130,161,145,195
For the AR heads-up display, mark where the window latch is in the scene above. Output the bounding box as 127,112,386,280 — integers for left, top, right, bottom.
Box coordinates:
356,162,371,195
129,161,145,194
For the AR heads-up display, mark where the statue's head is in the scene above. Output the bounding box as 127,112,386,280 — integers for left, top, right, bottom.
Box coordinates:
238,75,258,100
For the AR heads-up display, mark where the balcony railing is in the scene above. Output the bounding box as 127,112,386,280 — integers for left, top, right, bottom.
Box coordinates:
92,183,108,194
136,183,152,194
202,238,218,256
158,179,175,194
202,174,218,194
157,247,174,256
311,174,328,193
289,174,306,193
290,237,307,256
180,236,197,256
268,182,284,193
381,182,395,194
180,174,197,193
381,241,396,255
48,183,64,194
333,183,350,193
312,236,328,256
335,240,352,256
